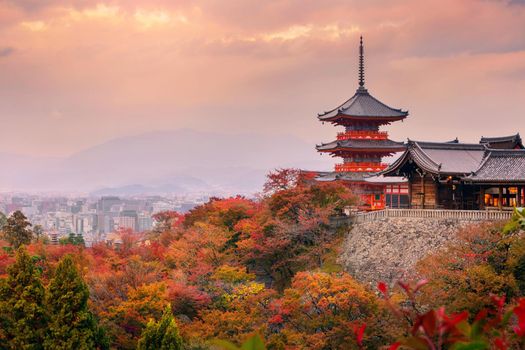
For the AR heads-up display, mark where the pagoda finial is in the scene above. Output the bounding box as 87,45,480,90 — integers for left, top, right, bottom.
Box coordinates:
358,35,365,88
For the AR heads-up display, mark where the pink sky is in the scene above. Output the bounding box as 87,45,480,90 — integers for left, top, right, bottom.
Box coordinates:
0,0,524,157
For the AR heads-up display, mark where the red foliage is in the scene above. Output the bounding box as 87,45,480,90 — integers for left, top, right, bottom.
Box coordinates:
263,168,300,194
166,281,211,319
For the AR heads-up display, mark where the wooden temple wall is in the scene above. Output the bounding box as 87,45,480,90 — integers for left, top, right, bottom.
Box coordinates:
409,173,438,208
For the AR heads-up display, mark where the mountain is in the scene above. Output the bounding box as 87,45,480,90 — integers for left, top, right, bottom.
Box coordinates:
0,129,333,194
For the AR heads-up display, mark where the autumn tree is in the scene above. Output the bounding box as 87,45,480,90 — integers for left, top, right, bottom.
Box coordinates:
44,254,107,350
108,282,169,349
416,222,520,316
238,182,356,289
263,168,300,194
2,210,33,249
268,272,381,349
0,247,47,349
137,305,183,350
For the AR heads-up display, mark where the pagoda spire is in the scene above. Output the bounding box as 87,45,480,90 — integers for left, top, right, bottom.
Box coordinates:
358,36,365,89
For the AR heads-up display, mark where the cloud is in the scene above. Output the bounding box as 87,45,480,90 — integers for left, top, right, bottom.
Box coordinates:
0,0,523,158
20,20,47,31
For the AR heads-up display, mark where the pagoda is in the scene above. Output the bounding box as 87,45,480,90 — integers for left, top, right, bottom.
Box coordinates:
316,37,408,210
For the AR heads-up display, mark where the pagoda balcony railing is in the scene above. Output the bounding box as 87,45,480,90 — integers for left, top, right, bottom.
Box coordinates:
335,162,389,172
337,130,388,140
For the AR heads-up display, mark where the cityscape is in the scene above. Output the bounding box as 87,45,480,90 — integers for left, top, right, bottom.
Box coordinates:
0,193,208,245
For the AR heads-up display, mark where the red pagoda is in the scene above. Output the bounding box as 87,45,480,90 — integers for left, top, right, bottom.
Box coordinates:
316,37,408,210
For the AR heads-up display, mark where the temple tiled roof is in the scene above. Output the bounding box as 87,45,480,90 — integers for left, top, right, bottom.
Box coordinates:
465,150,525,184
318,88,408,122
382,140,487,176
479,133,523,149
383,137,525,182
316,138,406,152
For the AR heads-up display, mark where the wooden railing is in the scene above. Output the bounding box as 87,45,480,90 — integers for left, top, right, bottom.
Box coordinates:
335,162,388,172
352,208,513,224
337,130,388,140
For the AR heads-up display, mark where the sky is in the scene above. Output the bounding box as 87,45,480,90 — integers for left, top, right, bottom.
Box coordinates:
0,0,524,157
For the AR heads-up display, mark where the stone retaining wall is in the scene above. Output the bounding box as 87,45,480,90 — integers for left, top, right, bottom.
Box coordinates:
338,217,469,284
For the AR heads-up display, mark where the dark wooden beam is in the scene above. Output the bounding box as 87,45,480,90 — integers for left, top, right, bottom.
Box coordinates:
498,186,503,211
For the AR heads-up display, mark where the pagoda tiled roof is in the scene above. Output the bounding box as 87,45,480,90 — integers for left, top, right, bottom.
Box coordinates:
316,138,406,152
464,149,525,184
318,87,408,122
315,171,372,182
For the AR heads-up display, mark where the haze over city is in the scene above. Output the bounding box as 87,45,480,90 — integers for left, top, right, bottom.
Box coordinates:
0,0,524,192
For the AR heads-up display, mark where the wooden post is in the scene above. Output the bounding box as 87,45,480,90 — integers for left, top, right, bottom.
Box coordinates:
518,186,522,207
435,181,439,208
408,179,413,209
479,187,485,210
498,186,503,211
421,173,426,209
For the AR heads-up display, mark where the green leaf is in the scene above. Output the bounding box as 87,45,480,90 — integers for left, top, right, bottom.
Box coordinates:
402,337,428,350
451,341,489,350
211,335,266,350
241,335,266,350
210,339,242,350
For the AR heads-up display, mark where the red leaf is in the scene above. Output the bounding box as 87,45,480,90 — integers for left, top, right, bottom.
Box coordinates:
398,281,411,295
491,295,506,310
377,282,388,297
474,309,488,322
414,279,429,293
494,337,508,350
354,323,366,346
421,310,437,337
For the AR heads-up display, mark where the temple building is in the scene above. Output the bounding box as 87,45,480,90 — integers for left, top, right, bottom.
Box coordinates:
315,37,408,210
381,135,525,210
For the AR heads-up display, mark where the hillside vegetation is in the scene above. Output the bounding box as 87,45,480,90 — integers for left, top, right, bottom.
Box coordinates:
1,170,525,349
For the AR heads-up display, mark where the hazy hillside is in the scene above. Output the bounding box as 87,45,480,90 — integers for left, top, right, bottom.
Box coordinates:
0,129,334,194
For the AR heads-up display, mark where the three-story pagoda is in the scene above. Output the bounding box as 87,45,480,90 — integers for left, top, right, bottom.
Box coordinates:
316,37,408,210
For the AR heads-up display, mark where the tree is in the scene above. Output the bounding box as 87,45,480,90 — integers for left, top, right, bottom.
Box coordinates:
2,210,33,249
269,272,381,349
33,224,44,239
137,305,183,350
263,168,300,194
44,254,107,350
0,247,47,349
0,211,7,231
59,232,85,246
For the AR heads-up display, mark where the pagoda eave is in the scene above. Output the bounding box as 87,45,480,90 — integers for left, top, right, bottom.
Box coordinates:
317,147,406,154
319,114,407,125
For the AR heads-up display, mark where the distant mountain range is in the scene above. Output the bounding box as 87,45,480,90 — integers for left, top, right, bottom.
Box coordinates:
0,129,334,195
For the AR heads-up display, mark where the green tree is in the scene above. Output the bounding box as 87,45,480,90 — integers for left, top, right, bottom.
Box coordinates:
59,232,85,246
0,247,47,349
0,211,7,231
2,210,33,249
137,305,183,350
44,254,108,350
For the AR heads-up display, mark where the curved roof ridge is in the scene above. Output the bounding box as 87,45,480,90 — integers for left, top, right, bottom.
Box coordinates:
317,94,358,117
480,133,521,142
409,139,484,150
410,141,441,171
366,90,407,114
